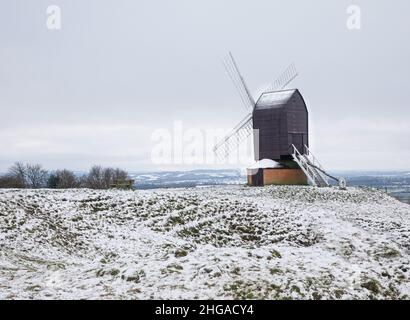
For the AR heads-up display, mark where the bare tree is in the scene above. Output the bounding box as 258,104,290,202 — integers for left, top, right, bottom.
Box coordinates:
113,168,128,181
48,169,78,188
86,165,104,189
103,167,114,189
25,164,48,188
102,167,129,188
0,174,23,188
85,165,129,189
7,162,27,188
57,169,78,188
2,163,131,189
77,174,88,188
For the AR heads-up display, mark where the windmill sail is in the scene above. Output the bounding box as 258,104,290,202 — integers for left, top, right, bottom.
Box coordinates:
222,52,255,111
213,113,253,160
265,62,298,92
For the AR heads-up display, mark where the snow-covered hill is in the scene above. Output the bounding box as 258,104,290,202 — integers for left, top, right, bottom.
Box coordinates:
0,186,409,299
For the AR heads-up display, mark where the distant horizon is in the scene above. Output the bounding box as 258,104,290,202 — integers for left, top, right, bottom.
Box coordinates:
1,165,410,176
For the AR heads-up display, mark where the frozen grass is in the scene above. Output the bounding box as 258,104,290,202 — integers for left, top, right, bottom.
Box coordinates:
0,185,409,299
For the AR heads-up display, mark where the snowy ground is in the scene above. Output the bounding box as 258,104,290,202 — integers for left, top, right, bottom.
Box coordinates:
0,185,409,300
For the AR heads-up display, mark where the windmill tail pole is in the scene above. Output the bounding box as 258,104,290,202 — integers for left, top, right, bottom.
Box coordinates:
308,163,347,189
309,163,338,182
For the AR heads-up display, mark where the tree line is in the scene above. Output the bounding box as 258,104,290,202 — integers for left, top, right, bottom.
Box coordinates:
0,162,132,189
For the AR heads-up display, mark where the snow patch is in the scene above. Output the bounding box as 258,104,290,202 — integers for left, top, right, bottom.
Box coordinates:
248,159,282,170
0,186,409,300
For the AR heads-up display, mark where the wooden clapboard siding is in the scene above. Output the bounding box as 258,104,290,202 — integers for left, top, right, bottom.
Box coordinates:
252,89,308,161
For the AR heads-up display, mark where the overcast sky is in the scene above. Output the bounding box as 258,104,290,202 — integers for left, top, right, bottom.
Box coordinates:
0,0,409,171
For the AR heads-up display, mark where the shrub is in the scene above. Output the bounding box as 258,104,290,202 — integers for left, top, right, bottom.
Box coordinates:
47,169,79,189
85,165,130,189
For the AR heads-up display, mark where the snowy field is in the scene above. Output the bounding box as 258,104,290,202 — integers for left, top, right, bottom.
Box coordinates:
0,185,409,300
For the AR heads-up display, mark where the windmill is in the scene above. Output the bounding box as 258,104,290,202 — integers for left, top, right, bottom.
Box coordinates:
214,53,344,188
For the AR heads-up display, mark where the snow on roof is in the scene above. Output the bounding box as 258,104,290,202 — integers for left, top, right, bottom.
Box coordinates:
255,89,297,109
248,158,282,169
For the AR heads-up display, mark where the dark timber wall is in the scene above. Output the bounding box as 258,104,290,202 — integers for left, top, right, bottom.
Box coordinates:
252,89,308,161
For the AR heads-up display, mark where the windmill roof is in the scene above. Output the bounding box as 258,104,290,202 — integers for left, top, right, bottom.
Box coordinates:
255,89,298,109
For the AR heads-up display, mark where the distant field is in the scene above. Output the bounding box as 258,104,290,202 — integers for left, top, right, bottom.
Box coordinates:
129,169,410,204
389,192,410,205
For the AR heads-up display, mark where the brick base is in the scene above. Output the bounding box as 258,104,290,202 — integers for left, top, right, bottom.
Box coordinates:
247,168,307,186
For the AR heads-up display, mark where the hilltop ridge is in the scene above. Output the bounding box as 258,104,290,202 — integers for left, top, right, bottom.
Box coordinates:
0,185,409,299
